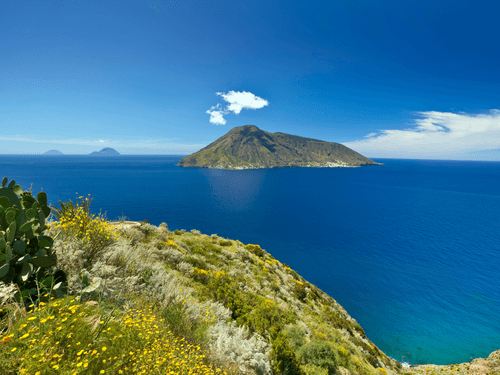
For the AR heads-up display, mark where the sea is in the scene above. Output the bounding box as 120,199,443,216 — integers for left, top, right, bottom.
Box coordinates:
1,155,499,366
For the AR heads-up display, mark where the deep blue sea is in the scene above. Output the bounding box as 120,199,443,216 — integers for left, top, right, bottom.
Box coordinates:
1,155,499,365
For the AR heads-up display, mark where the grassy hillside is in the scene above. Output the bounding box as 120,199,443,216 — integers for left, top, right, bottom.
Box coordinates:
178,125,383,169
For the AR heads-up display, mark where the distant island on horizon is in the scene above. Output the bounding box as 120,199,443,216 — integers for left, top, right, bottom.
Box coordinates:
40,148,121,156
178,124,384,169
43,150,64,155
88,147,121,156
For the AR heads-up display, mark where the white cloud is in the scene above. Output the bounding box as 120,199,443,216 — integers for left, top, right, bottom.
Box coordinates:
207,90,269,124
206,103,227,125
217,91,269,114
343,109,500,159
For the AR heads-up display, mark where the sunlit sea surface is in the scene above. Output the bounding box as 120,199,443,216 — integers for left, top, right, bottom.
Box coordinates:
1,155,499,365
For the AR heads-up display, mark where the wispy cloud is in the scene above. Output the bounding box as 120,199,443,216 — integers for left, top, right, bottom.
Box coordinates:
343,109,500,159
207,90,269,125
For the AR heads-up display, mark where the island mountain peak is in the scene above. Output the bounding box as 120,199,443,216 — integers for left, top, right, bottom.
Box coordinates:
89,147,121,156
179,125,382,169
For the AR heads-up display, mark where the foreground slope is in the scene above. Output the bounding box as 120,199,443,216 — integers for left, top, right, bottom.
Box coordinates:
178,125,383,169
63,218,403,374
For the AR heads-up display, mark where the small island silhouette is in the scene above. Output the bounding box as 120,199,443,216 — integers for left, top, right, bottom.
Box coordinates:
42,150,64,155
88,147,121,156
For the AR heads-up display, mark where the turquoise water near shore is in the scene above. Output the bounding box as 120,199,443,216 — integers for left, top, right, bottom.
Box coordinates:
1,155,499,365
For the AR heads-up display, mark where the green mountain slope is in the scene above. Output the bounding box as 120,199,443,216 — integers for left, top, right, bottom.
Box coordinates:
178,125,383,169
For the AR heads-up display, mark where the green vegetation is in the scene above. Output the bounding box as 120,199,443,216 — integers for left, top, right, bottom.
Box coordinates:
0,178,65,306
178,125,384,169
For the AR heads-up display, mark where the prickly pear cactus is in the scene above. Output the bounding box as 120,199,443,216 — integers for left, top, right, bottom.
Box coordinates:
0,177,66,305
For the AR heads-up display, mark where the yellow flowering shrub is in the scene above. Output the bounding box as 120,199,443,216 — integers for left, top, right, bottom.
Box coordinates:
192,267,211,284
245,244,264,257
51,197,120,268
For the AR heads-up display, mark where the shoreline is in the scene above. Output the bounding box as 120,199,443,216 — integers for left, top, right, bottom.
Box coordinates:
408,349,500,374
179,161,384,169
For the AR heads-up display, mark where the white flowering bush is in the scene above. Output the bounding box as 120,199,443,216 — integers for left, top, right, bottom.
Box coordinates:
221,249,234,259
237,247,254,263
208,321,272,375
177,261,194,276
119,225,146,245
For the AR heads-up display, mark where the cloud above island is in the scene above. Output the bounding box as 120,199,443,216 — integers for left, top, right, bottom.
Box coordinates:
343,109,500,159
207,91,269,125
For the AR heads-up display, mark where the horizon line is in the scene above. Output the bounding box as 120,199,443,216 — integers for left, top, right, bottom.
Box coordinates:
1,154,500,162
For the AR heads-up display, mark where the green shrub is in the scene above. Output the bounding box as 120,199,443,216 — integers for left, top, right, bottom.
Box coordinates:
287,326,306,350
270,328,304,375
326,309,354,333
219,239,232,247
293,282,308,302
366,354,378,367
161,300,209,347
353,322,366,336
309,285,322,302
184,256,208,270
270,282,280,293
201,241,222,255
208,273,253,321
192,267,211,284
302,364,329,375
298,339,339,375
191,245,208,257
0,177,66,305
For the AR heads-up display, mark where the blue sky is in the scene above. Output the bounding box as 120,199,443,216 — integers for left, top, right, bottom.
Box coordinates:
1,0,500,159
